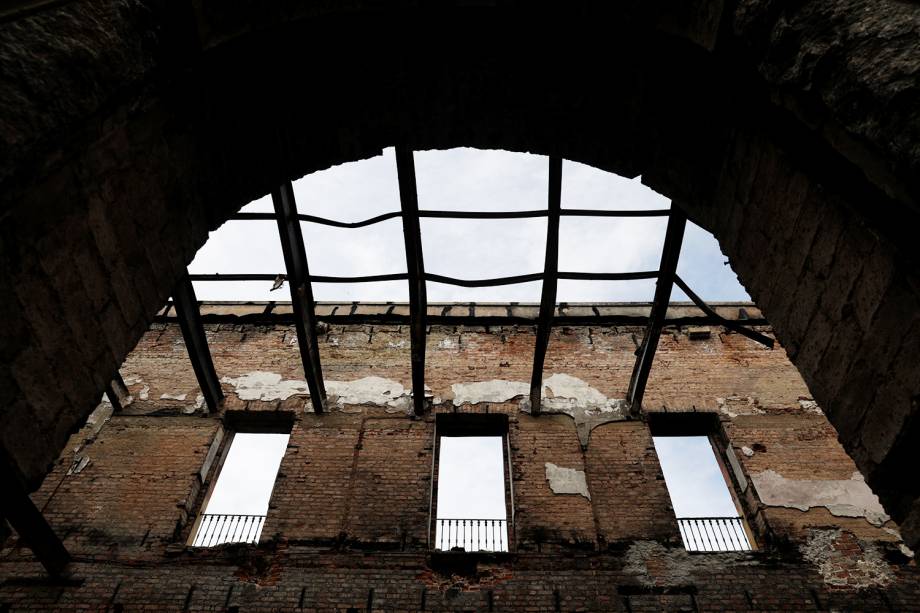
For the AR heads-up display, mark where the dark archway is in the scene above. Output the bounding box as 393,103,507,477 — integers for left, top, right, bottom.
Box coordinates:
1,1,919,545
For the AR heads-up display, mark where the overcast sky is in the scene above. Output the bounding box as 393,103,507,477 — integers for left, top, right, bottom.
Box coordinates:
188,147,749,303
190,149,748,547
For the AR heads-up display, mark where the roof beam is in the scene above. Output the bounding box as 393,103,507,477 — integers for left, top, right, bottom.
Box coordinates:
172,272,224,412
530,157,563,416
395,146,428,416
674,275,775,348
627,206,687,413
104,371,130,413
0,449,70,576
272,181,328,414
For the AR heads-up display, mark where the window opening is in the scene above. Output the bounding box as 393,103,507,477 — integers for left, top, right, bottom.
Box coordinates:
432,415,511,552
190,430,290,547
651,416,754,552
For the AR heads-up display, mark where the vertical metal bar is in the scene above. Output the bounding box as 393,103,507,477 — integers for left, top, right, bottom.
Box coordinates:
724,519,739,551
395,146,428,416
530,156,562,416
105,371,130,412
172,272,224,412
272,181,327,413
698,519,714,551
626,207,686,413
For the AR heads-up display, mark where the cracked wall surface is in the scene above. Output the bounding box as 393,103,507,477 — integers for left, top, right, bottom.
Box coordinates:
3,311,919,609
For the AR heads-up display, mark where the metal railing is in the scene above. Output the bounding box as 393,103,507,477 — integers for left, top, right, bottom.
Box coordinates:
677,517,752,552
435,518,508,552
191,513,266,547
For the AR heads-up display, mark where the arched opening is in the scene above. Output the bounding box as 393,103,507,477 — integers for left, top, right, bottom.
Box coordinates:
2,0,918,560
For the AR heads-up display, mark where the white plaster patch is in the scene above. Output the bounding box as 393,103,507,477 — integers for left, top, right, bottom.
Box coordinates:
159,393,188,401
325,377,411,410
741,446,755,457
220,372,309,401
194,394,205,410
221,371,412,410
799,398,823,414
716,396,764,418
451,380,529,405
437,337,457,349
800,529,894,588
544,462,591,499
541,373,622,414
138,385,150,401
751,470,890,526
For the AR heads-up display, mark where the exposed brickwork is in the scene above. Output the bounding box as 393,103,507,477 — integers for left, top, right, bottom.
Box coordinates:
2,314,917,610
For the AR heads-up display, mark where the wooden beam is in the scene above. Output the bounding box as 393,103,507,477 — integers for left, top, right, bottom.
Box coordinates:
626,206,687,413
272,181,328,413
172,272,224,412
395,146,428,416
0,448,70,576
530,156,563,416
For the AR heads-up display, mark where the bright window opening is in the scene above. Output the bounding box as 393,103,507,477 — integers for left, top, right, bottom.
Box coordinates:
435,435,509,552
191,432,290,547
654,435,753,552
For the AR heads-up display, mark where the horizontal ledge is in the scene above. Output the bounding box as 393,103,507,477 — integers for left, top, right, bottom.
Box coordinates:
230,208,671,226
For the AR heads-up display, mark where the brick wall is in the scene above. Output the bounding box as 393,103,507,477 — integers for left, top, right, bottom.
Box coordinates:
2,312,918,610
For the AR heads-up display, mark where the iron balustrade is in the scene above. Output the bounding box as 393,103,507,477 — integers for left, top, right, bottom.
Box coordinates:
435,518,508,552
677,517,752,552
192,513,266,547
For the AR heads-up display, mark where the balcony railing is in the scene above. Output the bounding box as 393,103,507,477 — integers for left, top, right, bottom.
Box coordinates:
192,513,266,547
435,518,508,552
677,517,752,552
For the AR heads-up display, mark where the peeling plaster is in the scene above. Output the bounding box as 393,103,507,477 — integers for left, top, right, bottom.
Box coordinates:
800,529,894,588
221,372,309,401
544,463,591,499
716,395,764,418
799,398,823,414
220,371,412,411
159,393,187,401
138,385,149,401
741,446,754,457
624,541,755,586
751,470,890,526
450,374,628,447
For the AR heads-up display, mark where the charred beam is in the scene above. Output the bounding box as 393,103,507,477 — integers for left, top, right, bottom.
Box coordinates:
272,181,328,414
627,207,687,413
674,276,775,348
530,157,563,416
0,448,70,576
172,272,224,412
396,146,428,416
104,371,130,413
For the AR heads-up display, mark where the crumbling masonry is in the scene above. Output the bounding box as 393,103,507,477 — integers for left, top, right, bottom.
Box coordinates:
1,303,917,611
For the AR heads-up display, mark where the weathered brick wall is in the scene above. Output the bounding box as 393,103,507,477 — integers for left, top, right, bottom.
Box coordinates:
2,310,917,610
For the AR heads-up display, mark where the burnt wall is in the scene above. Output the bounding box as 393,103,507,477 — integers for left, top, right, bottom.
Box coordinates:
1,0,919,548
1,315,917,610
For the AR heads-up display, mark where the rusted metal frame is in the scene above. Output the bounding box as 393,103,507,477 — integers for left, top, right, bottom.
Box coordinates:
188,270,656,287
395,146,428,416
673,276,775,348
172,272,224,412
626,207,687,413
231,207,669,225
0,449,70,576
530,156,563,416
104,371,130,413
271,181,328,414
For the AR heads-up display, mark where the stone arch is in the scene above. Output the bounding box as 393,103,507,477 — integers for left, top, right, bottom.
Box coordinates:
1,1,918,545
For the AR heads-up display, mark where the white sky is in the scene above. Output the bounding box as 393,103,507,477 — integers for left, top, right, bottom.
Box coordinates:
188,148,750,527
187,147,749,303
203,432,290,516
436,436,507,519
653,436,738,517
